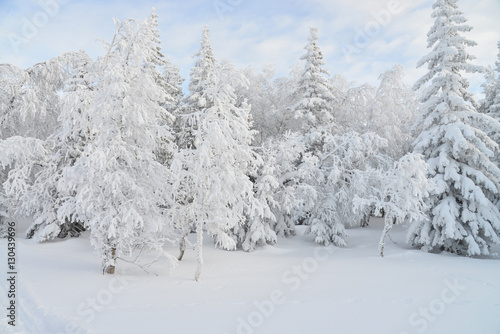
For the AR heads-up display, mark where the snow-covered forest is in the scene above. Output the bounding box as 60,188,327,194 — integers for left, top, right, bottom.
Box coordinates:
1,0,500,285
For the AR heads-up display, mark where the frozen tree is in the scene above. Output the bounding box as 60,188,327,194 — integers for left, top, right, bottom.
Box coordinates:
171,28,262,281
408,0,500,256
162,57,184,115
264,132,318,237
373,65,420,159
479,65,496,114
292,27,336,144
237,65,301,145
0,51,92,238
13,51,96,241
56,15,176,274
0,52,82,140
308,131,391,246
231,145,279,252
175,26,216,150
354,153,435,256
330,74,376,135
0,137,48,237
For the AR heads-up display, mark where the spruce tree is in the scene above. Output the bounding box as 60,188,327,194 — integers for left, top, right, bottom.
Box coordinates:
291,27,336,142
170,28,265,280
408,0,500,256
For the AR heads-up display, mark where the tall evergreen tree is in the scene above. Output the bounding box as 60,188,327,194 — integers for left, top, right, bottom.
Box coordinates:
175,26,216,150
479,65,496,114
408,0,500,256
291,27,336,143
171,28,265,280
162,57,184,115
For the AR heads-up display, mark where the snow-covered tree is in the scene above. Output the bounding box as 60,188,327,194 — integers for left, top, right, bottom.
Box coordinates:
0,137,48,237
308,131,391,246
292,27,336,143
262,132,318,237
162,57,184,115
479,65,497,114
13,51,95,241
373,65,419,159
231,145,279,252
0,53,80,140
330,74,376,135
408,0,500,256
57,15,176,273
354,153,435,256
237,65,301,145
171,28,263,281
175,26,216,150
0,51,92,238
488,42,500,118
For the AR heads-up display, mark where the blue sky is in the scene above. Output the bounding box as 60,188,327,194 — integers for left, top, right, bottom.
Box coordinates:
1,0,499,95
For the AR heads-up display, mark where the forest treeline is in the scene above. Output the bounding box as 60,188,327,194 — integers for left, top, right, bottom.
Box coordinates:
1,1,500,279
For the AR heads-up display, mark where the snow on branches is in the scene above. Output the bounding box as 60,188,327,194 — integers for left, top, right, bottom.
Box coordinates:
409,0,500,256
354,153,435,256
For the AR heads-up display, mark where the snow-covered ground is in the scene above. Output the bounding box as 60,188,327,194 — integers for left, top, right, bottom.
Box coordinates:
1,218,499,334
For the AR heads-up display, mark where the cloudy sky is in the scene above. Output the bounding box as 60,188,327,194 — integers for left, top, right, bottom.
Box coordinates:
1,0,499,95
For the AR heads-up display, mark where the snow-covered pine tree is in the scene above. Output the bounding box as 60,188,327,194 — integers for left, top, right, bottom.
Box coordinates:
231,144,279,252
170,26,217,260
479,65,496,114
144,9,178,167
170,28,263,280
291,27,336,145
175,26,216,150
59,15,176,274
162,57,184,115
408,0,500,256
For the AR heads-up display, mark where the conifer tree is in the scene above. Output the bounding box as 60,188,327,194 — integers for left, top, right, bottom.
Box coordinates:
292,27,336,136
175,26,216,150
408,0,500,256
171,28,264,280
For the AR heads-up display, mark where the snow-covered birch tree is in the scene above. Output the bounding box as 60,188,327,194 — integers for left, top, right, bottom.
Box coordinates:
307,131,391,246
354,153,434,257
408,0,500,256
58,15,176,274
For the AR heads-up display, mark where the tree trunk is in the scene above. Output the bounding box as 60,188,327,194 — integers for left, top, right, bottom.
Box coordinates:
379,217,394,257
178,231,189,261
194,223,204,282
105,248,116,274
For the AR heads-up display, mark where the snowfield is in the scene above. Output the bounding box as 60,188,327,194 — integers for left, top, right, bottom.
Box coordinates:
1,218,499,334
